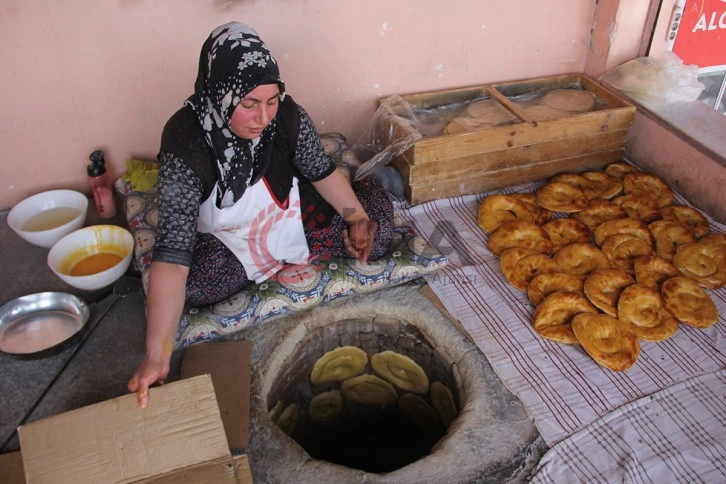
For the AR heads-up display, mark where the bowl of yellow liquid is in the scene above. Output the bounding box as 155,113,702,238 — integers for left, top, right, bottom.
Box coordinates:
7,189,89,248
47,225,134,291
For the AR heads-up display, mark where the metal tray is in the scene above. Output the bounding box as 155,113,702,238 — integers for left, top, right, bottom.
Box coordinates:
0,292,90,359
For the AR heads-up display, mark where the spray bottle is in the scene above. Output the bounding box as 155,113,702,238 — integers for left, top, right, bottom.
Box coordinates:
87,150,117,219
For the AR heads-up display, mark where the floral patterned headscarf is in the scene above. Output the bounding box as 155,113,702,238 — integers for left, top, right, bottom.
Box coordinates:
185,22,286,202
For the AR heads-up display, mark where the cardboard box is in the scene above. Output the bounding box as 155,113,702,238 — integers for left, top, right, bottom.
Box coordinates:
385,73,635,204
16,340,252,484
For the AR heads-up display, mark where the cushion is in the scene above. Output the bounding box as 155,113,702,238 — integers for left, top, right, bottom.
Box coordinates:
117,133,448,349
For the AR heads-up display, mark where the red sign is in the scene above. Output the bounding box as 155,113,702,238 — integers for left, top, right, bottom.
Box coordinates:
672,0,726,69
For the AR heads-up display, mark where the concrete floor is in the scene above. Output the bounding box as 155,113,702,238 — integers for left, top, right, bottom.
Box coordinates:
0,207,183,454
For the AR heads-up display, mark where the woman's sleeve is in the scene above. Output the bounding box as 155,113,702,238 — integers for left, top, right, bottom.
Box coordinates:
151,152,205,267
291,106,337,181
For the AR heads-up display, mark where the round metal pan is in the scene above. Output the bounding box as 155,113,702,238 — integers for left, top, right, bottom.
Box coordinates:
0,292,90,359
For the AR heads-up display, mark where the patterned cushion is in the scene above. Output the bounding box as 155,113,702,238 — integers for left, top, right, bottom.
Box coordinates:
117,133,448,349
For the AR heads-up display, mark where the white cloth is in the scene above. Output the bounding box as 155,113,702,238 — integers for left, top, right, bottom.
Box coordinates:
395,182,726,447
529,368,726,483
198,177,309,283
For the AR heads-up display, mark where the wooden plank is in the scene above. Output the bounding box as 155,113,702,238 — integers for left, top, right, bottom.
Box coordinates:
410,108,633,164
405,149,625,204
406,129,629,182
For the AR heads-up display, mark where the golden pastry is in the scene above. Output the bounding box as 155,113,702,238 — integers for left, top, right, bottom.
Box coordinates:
532,291,599,344
593,217,654,248
581,171,623,199
633,255,680,290
660,204,710,239
511,192,554,225
612,194,661,224
583,269,634,317
572,313,640,371
623,172,674,208
542,218,592,252
672,241,726,289
573,199,627,231
648,220,696,261
604,161,641,180
487,220,554,257
553,242,611,276
600,233,654,274
536,182,589,213
478,194,535,233
661,276,719,328
501,247,559,291
528,272,585,306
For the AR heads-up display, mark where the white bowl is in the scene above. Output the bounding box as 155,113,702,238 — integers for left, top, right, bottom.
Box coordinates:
47,225,134,291
7,190,89,249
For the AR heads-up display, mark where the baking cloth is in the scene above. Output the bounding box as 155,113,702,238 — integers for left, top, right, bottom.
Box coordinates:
529,368,726,483
395,183,726,450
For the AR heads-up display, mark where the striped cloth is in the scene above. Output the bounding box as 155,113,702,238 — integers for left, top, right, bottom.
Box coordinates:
529,369,726,483
395,183,726,450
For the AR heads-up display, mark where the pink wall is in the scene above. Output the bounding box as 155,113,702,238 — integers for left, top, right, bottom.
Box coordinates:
0,0,653,210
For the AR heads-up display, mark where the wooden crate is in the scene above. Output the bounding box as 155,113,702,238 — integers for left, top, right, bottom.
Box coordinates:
384,73,635,204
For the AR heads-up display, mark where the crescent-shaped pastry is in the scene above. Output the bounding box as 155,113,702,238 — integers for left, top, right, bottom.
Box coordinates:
553,242,611,276
528,272,586,306
500,247,559,291
612,193,662,224
572,312,639,371
661,276,719,328
532,291,599,344
600,233,655,274
573,199,628,231
672,241,726,289
633,255,680,290
660,204,710,239
542,218,592,253
593,217,655,248
581,171,623,199
477,194,536,233
648,220,697,261
583,269,635,317
536,182,589,213
623,172,674,208
487,220,554,257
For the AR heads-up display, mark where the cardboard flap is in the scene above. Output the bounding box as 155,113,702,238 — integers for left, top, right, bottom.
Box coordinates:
18,375,230,484
180,340,251,449
0,451,25,484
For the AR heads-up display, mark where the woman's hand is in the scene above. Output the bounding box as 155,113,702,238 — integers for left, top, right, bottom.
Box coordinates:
343,218,377,263
127,342,173,409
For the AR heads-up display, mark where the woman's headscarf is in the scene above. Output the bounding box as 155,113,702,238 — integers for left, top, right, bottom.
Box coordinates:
185,22,286,202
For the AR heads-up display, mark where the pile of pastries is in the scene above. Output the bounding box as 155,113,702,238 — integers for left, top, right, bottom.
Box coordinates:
269,346,458,436
478,161,725,372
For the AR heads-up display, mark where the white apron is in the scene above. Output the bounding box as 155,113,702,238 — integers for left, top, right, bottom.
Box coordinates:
197,177,310,283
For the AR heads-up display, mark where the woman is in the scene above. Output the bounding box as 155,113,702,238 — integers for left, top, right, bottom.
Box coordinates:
128,22,394,407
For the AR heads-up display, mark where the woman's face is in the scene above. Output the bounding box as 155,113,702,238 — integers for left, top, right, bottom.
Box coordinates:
229,83,281,139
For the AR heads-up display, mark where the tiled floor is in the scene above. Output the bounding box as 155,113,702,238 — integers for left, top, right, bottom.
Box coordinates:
0,207,182,454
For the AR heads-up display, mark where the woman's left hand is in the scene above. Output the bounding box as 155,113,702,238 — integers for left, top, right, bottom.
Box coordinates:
343,218,377,264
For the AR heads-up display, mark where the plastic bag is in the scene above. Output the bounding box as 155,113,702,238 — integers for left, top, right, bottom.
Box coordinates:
601,51,704,105
351,95,422,181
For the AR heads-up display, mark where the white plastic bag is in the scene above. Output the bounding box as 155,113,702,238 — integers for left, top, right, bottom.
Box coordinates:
601,51,705,105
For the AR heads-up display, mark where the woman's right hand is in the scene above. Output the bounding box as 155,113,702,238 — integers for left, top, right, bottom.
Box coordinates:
127,349,171,408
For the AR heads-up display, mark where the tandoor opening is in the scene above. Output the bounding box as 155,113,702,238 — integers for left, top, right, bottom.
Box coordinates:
265,317,458,473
